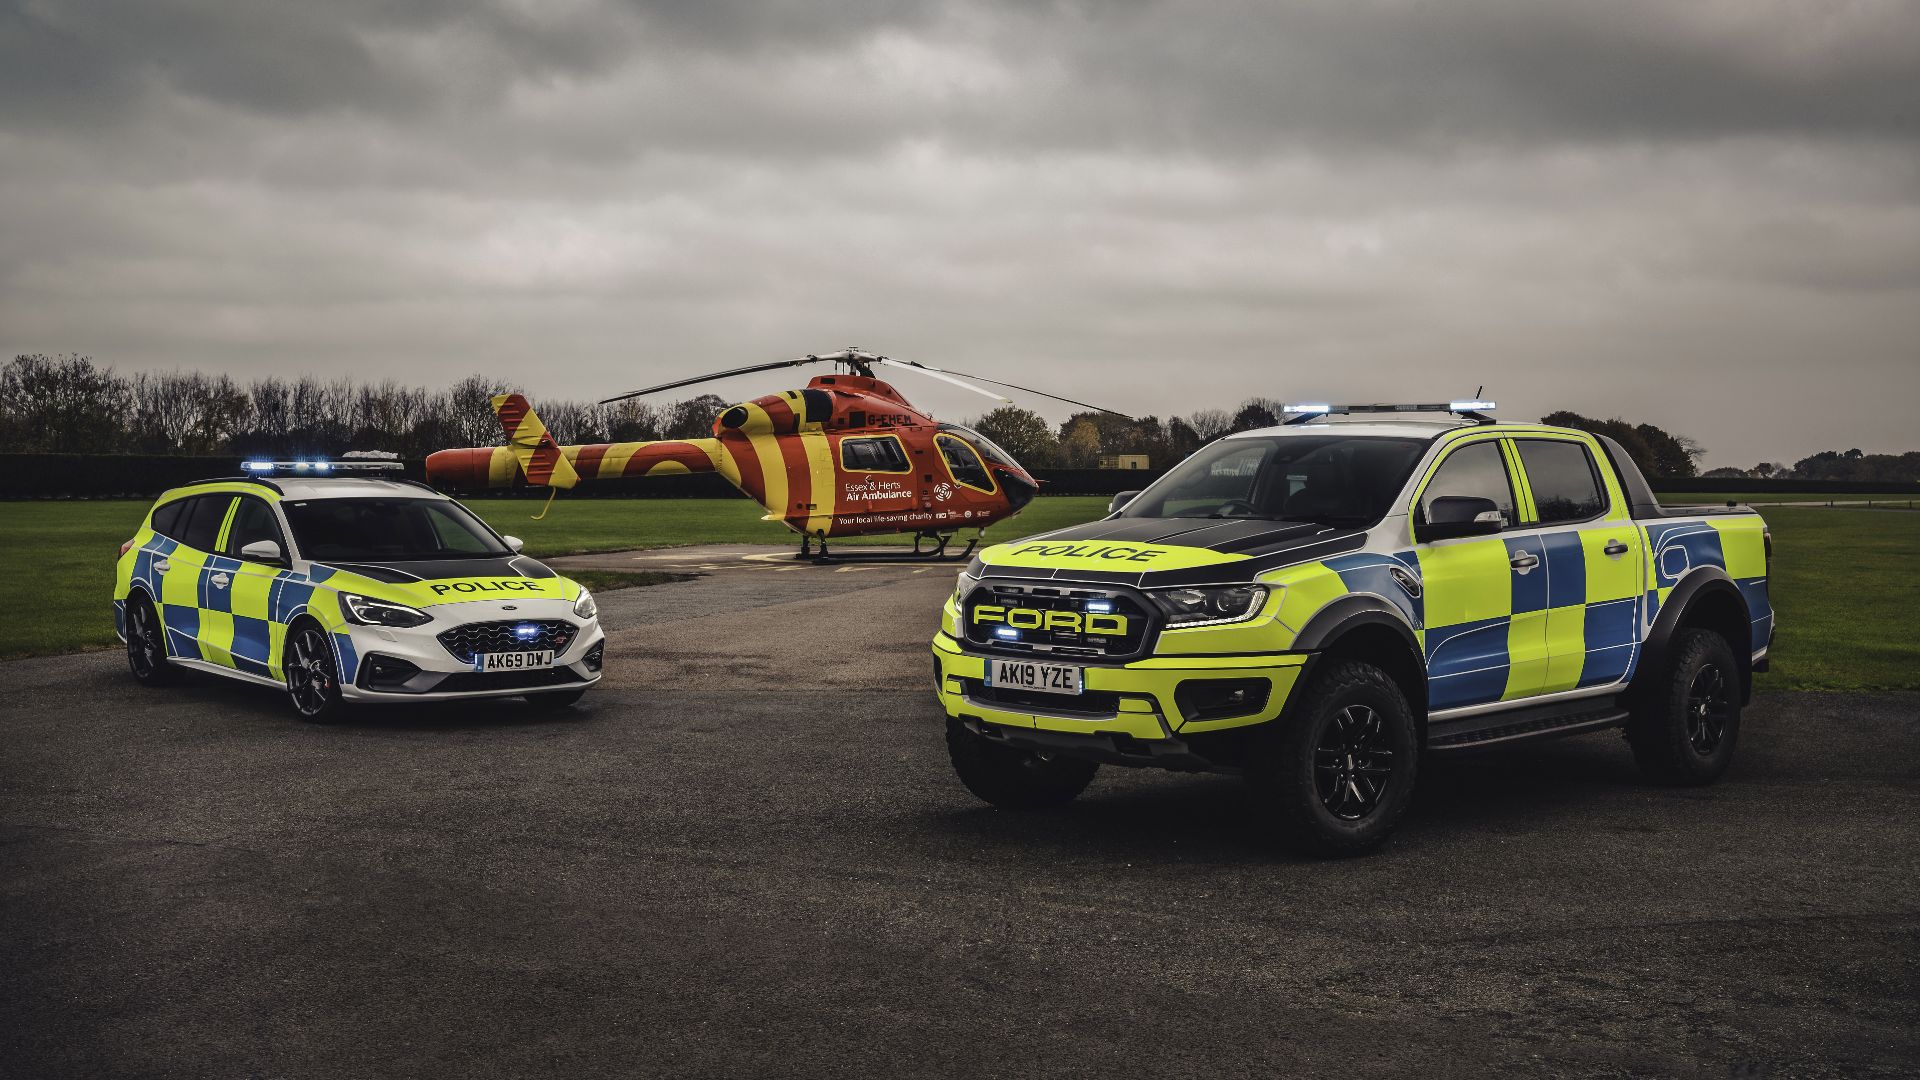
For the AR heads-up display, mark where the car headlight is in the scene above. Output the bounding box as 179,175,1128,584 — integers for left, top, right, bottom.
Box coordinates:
340,593,433,628
1149,585,1270,628
953,571,979,604
573,589,597,620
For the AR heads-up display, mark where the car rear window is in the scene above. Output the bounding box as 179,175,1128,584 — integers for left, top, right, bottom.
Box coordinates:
149,498,190,540
1516,439,1606,524
178,495,234,553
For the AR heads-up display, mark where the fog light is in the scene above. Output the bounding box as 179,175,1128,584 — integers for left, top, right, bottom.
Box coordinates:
583,642,604,673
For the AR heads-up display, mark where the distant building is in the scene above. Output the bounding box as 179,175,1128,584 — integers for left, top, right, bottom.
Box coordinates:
1099,453,1151,470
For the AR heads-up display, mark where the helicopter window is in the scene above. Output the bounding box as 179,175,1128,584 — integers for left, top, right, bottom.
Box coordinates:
936,424,1021,470
935,433,996,493
840,435,911,474
1118,434,1427,527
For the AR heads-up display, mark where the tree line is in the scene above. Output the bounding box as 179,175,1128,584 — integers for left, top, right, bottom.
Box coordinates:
0,354,727,458
9,352,1911,482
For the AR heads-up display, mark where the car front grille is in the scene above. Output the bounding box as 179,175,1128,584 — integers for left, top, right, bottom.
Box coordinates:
437,619,578,665
960,580,1156,660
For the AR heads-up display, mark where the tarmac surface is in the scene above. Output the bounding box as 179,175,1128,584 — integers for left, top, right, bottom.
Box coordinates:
4,547,1917,1079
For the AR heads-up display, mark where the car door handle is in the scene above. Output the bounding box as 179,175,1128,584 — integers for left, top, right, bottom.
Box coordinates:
211,572,231,589
153,558,171,573
1603,539,1629,557
1509,551,1539,572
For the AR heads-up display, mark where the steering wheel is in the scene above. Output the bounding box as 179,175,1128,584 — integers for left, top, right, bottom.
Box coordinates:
1216,498,1261,517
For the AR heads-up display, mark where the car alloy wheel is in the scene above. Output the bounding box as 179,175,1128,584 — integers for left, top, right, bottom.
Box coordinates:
1684,662,1731,755
286,625,340,717
127,600,165,680
1313,704,1396,821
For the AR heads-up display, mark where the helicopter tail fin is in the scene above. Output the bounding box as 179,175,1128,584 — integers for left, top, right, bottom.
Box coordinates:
492,393,580,490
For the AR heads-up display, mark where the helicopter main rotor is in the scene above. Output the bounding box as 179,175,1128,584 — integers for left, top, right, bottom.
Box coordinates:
599,348,1132,419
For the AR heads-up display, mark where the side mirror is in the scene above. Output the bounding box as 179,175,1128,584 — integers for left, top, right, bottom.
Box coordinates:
1108,490,1142,515
239,539,284,564
1419,496,1504,541
501,535,526,553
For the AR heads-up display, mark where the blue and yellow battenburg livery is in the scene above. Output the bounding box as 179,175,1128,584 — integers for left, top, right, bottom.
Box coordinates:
934,414,1771,755
113,470,604,712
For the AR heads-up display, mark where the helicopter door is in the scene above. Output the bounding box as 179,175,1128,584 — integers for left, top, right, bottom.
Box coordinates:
836,434,919,516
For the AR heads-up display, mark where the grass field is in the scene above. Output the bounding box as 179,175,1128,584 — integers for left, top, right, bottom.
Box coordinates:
3,496,1913,691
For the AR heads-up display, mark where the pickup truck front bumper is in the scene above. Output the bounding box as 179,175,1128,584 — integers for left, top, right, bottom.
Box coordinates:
932,631,1309,754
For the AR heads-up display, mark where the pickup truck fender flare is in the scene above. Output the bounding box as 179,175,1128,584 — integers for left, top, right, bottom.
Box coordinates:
1291,595,1429,718
1293,594,1423,655
1633,567,1755,704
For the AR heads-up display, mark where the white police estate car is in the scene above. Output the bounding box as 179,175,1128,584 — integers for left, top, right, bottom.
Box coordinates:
113,461,604,720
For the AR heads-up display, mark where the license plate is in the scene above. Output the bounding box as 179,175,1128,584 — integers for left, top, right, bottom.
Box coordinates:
986,659,1083,696
475,650,555,672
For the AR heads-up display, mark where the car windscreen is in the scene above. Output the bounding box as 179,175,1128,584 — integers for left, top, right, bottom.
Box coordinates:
282,498,511,562
1118,434,1428,527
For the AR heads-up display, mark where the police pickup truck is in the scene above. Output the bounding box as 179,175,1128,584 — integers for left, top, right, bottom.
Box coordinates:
932,402,1772,854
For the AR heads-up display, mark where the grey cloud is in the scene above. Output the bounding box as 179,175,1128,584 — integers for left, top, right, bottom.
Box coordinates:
0,0,1916,468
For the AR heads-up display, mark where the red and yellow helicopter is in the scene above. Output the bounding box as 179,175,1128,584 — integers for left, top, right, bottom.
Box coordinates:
425,349,1127,561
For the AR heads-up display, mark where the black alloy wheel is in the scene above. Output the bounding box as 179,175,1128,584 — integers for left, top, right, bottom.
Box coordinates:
1314,704,1396,821
125,596,175,686
1247,660,1418,856
1685,663,1732,754
1627,627,1742,785
286,622,345,721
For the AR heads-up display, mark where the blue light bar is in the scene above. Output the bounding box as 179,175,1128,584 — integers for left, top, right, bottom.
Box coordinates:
234,459,401,475
994,627,1020,640
514,623,541,640
1283,403,1331,415
1449,400,1497,412
1085,600,1113,613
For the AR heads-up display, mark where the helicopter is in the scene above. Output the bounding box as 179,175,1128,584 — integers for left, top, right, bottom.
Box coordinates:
424,349,1130,562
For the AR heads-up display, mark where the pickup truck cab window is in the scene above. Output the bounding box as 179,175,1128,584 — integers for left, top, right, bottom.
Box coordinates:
1417,440,1516,528
1514,439,1607,524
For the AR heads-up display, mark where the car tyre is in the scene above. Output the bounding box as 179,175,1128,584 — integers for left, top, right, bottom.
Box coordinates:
1628,628,1741,785
525,688,588,711
284,620,347,723
1246,661,1419,857
125,594,177,687
946,718,1098,809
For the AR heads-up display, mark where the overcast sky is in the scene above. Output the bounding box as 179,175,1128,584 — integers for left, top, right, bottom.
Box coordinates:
3,0,1916,466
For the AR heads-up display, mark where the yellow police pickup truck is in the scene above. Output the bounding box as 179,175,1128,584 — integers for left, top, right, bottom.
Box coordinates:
932,402,1773,854
113,460,604,720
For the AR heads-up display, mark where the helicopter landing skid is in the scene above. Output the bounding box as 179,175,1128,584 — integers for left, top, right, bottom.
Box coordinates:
799,531,980,565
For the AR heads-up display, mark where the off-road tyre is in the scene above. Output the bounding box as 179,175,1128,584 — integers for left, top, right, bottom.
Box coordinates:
946,718,1098,809
284,619,348,723
1246,661,1419,857
1628,628,1741,786
125,594,178,687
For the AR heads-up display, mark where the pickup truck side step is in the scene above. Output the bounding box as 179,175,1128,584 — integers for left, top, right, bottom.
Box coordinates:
1427,697,1631,752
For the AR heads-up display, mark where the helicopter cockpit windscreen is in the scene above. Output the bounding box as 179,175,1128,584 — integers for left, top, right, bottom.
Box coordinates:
936,424,1022,470
1118,434,1427,528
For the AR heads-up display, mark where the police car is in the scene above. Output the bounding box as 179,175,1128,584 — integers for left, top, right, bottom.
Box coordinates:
113,460,605,720
933,402,1773,854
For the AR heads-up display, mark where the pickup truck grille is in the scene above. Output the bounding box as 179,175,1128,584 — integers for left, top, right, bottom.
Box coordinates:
437,620,577,664
960,581,1155,661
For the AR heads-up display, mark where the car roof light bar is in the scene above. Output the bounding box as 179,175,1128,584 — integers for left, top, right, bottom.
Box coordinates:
1282,401,1498,425
238,459,405,474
